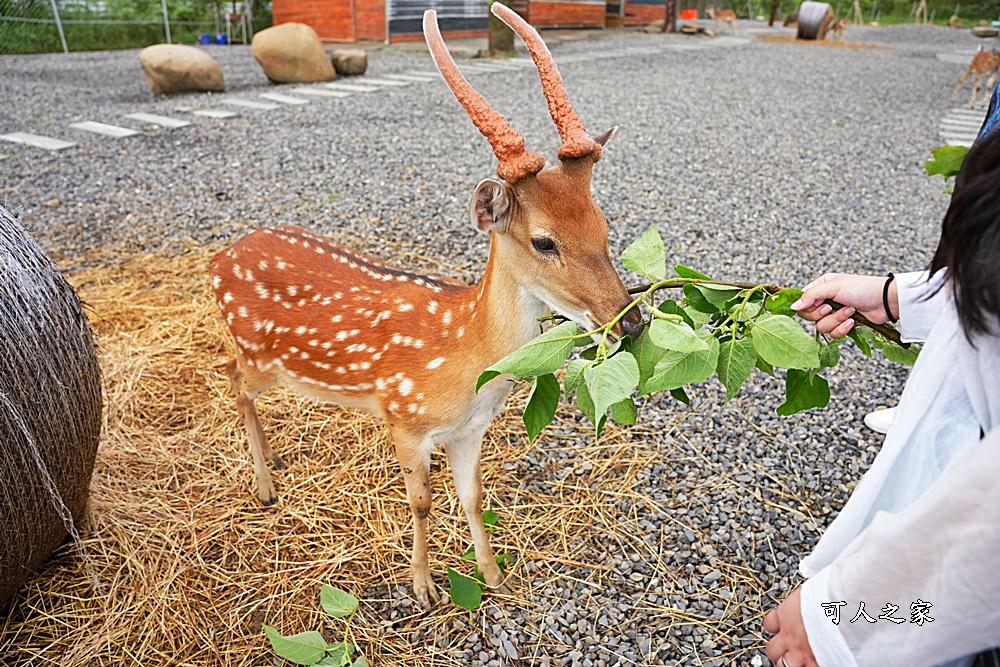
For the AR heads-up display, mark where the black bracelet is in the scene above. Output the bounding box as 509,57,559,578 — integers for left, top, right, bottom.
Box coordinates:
883,273,898,323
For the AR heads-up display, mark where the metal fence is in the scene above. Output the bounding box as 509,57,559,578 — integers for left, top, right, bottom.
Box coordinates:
0,0,272,55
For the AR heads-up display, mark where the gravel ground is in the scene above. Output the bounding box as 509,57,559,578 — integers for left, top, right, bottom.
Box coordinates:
0,22,989,665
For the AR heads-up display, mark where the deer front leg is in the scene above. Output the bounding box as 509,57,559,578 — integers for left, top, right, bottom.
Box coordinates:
971,72,985,108
393,431,438,606
227,359,282,505
953,71,972,101
444,433,506,591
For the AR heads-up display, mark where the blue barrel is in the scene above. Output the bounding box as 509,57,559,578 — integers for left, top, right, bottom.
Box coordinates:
198,33,211,45
214,33,228,45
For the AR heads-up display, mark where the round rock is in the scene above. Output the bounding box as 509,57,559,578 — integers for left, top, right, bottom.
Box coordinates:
330,48,368,76
252,23,337,83
137,44,224,96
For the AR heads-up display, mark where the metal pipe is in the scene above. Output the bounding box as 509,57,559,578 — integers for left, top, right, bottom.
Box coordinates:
48,0,68,54
160,0,172,42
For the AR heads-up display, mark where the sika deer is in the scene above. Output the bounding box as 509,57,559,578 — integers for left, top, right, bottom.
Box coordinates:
952,47,1000,109
707,4,737,34
210,4,643,605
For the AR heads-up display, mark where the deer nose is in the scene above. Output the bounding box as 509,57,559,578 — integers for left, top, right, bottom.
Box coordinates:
620,315,644,339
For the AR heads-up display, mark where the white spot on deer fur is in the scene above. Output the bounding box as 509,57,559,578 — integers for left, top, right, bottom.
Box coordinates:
442,311,453,325
258,260,268,270
457,327,465,338
281,353,290,361
244,269,255,281
223,292,234,304
414,339,424,348
408,403,418,413
212,275,221,289
322,342,333,350
376,378,387,391
255,283,269,299
308,339,319,347
296,326,307,335
391,334,402,345
398,303,413,312
287,285,298,296
336,331,348,341
277,261,288,270
265,321,275,334
360,362,371,370
399,378,414,396
289,346,299,354
332,315,343,323
336,367,346,374
427,301,438,314
334,293,343,299
396,275,407,282
426,357,446,369
388,402,399,412
322,298,332,306
350,287,360,293
300,351,310,359
232,264,243,279
418,406,426,415
238,306,248,318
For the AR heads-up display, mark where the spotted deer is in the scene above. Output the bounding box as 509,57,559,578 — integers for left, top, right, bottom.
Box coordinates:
952,47,1000,108
209,5,643,605
706,4,737,34
828,18,847,39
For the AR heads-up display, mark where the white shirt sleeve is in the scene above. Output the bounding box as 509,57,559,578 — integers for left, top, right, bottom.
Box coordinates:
801,428,1000,667
895,271,948,343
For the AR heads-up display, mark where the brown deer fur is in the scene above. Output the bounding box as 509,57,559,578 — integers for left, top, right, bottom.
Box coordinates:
707,4,737,33
953,48,1000,109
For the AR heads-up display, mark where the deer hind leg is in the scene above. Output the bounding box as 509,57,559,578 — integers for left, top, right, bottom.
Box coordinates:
226,358,281,506
444,432,506,591
983,70,999,108
392,430,438,606
972,72,985,108
953,69,973,101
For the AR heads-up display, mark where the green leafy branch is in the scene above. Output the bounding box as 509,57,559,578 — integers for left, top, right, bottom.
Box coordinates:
477,226,918,439
264,585,367,666
925,144,968,194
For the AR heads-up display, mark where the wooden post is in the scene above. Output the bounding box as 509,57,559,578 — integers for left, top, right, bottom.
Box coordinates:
664,0,678,32
488,0,516,56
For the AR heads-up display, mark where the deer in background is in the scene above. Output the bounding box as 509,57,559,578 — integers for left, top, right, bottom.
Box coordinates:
952,47,1000,108
828,18,847,39
209,4,643,606
706,4,737,34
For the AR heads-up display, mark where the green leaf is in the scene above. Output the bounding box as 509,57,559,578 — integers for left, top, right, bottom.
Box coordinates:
683,283,719,314
320,585,359,619
669,387,691,406
642,334,720,394
847,327,872,357
649,317,709,353
476,321,580,392
818,341,841,369
716,336,756,401
621,226,666,282
674,264,712,280
448,567,483,611
564,358,591,394
657,299,695,328
263,626,328,665
765,288,803,317
777,369,830,415
609,397,638,425
924,145,968,181
483,508,499,527
625,326,665,386
461,546,476,560
316,642,355,666
575,382,607,435
751,314,820,369
583,353,640,421
755,355,775,376
352,658,368,667
881,340,920,365
495,552,515,572
691,283,743,309
524,373,560,442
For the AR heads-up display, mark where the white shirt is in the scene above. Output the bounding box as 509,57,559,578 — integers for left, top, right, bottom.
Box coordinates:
798,271,1000,666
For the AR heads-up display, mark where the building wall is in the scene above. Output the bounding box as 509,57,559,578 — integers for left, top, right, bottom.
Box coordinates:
525,0,605,27
272,0,356,41
622,0,665,25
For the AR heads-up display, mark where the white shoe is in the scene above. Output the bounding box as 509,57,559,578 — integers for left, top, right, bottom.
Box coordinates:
864,407,897,434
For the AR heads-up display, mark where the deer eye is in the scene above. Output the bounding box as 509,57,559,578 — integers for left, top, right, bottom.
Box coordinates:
531,237,558,254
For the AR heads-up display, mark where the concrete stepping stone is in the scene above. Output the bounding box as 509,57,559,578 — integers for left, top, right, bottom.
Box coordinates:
69,121,141,138
384,74,437,83
189,109,238,118
259,92,311,105
290,87,353,98
222,98,280,111
0,132,77,151
322,82,380,93
356,77,411,86
124,112,191,129
405,70,440,78
940,133,974,147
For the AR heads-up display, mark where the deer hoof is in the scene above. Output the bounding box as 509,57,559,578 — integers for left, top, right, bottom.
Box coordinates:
258,486,279,506
413,570,439,607
270,453,287,470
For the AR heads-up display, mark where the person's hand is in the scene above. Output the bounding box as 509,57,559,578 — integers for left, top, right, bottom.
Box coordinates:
763,587,819,667
791,273,897,338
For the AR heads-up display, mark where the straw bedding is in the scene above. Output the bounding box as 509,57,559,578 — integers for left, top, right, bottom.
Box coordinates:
0,247,782,665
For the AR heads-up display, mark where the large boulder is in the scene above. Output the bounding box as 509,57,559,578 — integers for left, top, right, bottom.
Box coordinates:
329,49,368,76
137,44,224,96
252,23,337,83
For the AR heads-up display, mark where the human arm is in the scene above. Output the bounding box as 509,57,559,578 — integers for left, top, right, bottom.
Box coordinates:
767,428,1000,667
791,272,947,343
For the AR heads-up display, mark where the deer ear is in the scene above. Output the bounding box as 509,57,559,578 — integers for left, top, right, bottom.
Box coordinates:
470,179,511,234
594,126,617,147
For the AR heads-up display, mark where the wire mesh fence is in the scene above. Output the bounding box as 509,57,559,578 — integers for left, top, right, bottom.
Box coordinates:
0,0,272,55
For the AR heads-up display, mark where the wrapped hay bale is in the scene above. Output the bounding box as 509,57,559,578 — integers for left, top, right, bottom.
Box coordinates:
796,1,834,39
0,204,102,605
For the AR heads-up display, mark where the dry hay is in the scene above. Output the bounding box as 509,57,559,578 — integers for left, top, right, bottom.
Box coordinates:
755,34,890,49
0,246,789,665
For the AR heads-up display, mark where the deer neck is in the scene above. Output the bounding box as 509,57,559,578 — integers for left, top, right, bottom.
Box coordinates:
465,234,549,365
